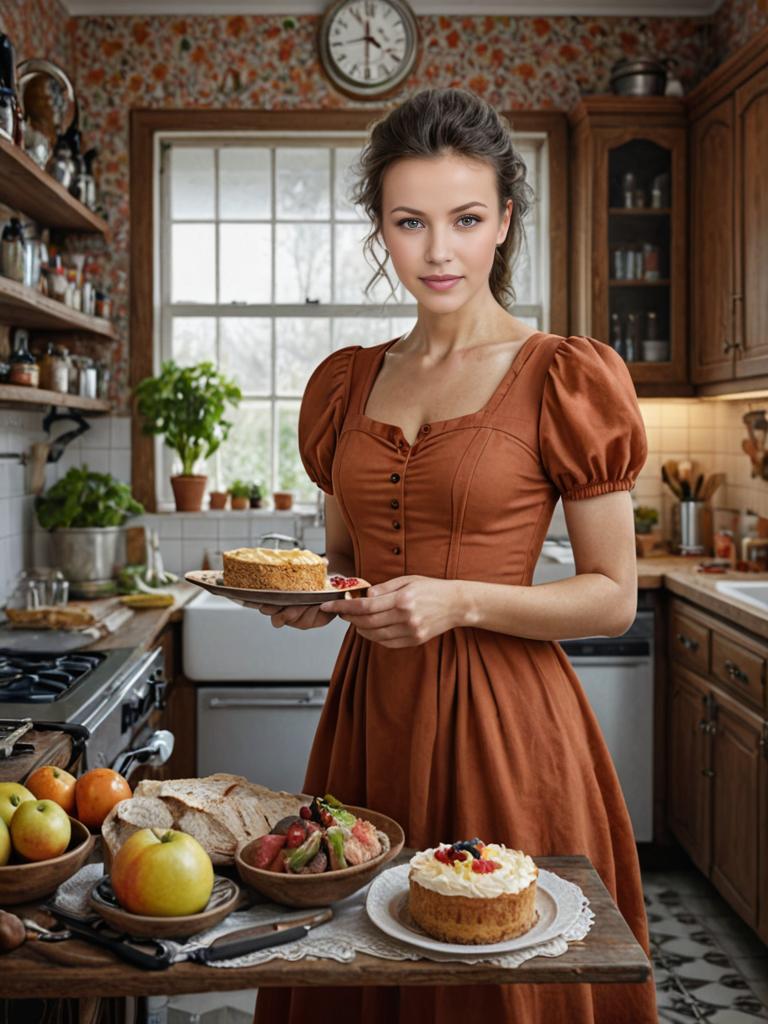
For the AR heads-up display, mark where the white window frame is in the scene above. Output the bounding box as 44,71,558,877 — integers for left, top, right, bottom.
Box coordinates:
154,129,550,510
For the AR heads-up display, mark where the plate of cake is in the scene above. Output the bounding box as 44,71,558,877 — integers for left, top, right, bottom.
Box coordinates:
185,546,370,605
366,839,584,955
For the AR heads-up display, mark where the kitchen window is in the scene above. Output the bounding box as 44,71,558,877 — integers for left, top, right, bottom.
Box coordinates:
151,126,555,509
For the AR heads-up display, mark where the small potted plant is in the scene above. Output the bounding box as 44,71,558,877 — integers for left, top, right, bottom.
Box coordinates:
134,361,241,512
36,467,144,595
249,483,263,509
209,489,228,510
634,505,659,534
229,479,251,511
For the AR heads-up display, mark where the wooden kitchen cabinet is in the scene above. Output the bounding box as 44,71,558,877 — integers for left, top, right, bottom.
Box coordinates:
668,664,712,874
710,688,763,927
689,28,768,389
569,97,688,396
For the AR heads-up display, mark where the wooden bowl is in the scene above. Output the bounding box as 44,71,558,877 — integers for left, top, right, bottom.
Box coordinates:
89,874,243,939
235,804,405,908
0,817,95,906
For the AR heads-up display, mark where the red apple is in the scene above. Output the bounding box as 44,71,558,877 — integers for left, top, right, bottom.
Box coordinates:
111,828,214,917
9,800,71,861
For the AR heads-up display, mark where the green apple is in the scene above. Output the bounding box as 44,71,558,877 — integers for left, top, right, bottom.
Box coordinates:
0,817,10,866
10,799,71,861
0,783,36,827
111,828,214,917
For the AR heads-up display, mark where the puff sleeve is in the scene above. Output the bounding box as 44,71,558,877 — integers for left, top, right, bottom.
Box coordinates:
298,345,359,494
538,336,648,501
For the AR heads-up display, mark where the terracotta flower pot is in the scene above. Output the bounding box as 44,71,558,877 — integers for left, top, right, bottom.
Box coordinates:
170,474,207,512
273,491,293,511
230,495,249,510
209,491,228,510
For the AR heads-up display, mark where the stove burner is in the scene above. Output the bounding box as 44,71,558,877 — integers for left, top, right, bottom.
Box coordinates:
0,650,106,704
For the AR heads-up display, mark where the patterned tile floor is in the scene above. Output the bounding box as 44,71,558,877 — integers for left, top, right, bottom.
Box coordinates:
642,867,768,1022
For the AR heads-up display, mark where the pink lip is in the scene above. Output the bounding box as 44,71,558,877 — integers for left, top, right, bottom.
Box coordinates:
420,276,463,291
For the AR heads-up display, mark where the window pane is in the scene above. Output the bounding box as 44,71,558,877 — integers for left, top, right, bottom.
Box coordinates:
512,230,535,307
334,224,398,304
219,224,272,303
276,400,314,500
219,148,271,220
171,148,214,220
171,317,216,366
334,148,366,221
171,224,215,302
390,316,416,340
275,318,330,395
332,317,391,350
217,401,271,492
220,318,271,395
276,148,330,220
275,224,330,303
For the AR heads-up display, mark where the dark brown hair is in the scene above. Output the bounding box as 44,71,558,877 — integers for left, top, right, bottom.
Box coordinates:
350,87,534,308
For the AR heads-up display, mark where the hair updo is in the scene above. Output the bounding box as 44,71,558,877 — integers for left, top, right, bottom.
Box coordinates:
350,87,534,309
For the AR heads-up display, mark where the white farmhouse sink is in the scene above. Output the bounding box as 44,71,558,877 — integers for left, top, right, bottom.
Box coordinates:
714,580,768,613
183,590,349,681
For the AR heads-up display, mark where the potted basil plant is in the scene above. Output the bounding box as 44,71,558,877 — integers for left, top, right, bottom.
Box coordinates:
229,479,251,511
135,361,241,511
36,467,144,596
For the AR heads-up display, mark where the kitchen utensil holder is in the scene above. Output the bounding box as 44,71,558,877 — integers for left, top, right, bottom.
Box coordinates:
672,499,712,556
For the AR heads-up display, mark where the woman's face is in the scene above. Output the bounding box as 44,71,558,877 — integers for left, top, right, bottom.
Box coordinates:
379,151,512,309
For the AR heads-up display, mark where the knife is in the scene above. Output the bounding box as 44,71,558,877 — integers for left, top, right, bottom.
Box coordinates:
186,907,334,964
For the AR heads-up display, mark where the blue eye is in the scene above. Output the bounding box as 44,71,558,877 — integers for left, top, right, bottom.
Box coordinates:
458,215,480,227
397,217,422,229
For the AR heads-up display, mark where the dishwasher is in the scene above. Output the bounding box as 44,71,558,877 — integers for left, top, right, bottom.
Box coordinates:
560,610,655,842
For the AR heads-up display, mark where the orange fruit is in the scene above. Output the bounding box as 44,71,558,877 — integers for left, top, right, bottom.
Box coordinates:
75,768,132,829
25,764,77,814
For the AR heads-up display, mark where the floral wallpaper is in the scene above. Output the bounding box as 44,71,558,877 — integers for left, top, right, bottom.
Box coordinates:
713,0,768,61
0,3,763,410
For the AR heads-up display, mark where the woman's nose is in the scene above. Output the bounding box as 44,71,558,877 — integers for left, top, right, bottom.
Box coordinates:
425,229,453,264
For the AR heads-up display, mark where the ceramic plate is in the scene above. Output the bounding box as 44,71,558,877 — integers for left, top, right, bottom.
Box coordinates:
365,864,584,955
89,874,242,940
185,569,370,606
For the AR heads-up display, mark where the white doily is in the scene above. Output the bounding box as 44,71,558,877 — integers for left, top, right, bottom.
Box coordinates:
53,862,594,970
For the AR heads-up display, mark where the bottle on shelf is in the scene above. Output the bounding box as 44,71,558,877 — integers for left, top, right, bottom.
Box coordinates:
1,217,24,282
610,312,625,359
9,328,39,387
624,312,639,362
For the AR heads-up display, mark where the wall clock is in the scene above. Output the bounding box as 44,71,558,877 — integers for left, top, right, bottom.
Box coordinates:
317,0,420,101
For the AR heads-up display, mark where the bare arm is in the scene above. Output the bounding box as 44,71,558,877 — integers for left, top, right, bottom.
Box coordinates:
321,490,638,645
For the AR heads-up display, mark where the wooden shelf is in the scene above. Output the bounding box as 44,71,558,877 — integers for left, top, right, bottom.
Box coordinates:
0,383,111,413
608,207,671,215
0,276,116,339
609,278,671,287
0,138,108,234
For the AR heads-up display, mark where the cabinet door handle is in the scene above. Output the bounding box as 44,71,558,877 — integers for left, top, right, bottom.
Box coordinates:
723,658,749,686
723,340,737,354
701,768,715,777
677,632,699,652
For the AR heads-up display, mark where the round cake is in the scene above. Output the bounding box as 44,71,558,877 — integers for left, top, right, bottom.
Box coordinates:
222,547,328,591
408,839,539,944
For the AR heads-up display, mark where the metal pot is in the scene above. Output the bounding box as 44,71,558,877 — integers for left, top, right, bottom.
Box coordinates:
610,58,668,96
48,526,123,596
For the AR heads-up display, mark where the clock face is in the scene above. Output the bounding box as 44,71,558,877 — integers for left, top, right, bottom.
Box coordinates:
319,0,419,99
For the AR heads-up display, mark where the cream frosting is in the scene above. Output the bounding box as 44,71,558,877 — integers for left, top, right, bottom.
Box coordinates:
224,547,326,566
408,843,538,898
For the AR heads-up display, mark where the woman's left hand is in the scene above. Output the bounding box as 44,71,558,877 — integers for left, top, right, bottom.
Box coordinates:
319,575,462,648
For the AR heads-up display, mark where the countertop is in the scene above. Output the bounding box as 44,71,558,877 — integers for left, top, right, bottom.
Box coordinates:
1,848,650,997
82,582,198,654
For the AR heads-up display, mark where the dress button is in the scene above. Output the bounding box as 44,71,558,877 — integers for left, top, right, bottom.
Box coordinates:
390,499,399,509
397,439,405,449
392,546,401,555
390,473,400,483
420,424,431,434
392,520,401,530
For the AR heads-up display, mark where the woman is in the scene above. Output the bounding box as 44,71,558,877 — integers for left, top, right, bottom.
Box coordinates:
253,87,657,1023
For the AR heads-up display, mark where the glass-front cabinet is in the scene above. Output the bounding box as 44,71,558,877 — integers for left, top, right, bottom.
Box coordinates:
569,97,688,395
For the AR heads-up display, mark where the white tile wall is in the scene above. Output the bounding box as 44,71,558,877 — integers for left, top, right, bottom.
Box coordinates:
4,395,768,606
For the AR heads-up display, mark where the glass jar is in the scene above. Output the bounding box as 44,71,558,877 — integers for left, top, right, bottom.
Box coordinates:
39,344,70,393
1,217,24,282
9,328,39,387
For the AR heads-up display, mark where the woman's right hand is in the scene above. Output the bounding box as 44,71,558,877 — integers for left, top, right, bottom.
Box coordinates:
235,600,337,630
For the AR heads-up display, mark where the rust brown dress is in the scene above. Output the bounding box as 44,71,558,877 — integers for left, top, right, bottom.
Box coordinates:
253,331,658,1024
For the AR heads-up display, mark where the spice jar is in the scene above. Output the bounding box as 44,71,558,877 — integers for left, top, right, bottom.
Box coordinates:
8,328,39,387
1,217,24,282
39,344,69,393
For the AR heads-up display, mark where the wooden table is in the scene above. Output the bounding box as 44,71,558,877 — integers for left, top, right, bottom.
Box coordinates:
0,850,650,1000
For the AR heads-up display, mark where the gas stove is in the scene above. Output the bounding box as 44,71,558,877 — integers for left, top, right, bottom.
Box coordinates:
0,646,170,777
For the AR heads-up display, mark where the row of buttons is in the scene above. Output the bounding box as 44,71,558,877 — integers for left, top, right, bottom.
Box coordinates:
391,471,401,555
395,424,431,451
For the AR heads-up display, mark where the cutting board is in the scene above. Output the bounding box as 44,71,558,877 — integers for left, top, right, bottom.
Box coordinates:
0,600,133,653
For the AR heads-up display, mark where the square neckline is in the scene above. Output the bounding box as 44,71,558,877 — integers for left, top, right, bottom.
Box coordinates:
358,330,548,446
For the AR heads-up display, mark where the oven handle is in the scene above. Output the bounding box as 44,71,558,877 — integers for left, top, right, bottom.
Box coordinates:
206,696,326,709
111,729,175,779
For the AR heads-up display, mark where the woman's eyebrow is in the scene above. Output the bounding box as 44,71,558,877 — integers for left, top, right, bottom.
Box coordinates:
389,201,488,215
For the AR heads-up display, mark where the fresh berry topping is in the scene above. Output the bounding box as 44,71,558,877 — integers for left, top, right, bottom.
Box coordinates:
471,858,501,873
454,840,482,859
329,576,361,589
434,847,450,864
